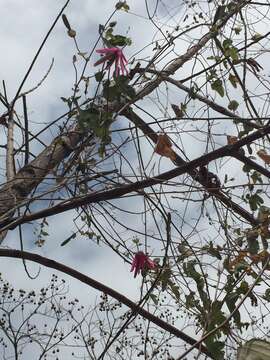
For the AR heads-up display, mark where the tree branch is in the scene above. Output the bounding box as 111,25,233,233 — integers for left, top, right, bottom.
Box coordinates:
122,108,257,225
0,248,213,358
124,0,251,104
4,122,270,230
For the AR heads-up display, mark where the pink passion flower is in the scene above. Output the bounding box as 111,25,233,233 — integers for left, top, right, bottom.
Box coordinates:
94,47,128,76
130,251,156,278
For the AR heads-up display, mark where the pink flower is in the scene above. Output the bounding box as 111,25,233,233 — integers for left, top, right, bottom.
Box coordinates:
94,47,128,76
130,251,156,278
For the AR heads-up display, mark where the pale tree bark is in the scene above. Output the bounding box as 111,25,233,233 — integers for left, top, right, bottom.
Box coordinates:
1,110,16,242
0,127,85,232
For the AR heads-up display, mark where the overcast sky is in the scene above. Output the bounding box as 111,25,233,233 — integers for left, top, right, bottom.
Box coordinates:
0,1,163,357
0,0,157,297
0,0,198,298
1,1,270,359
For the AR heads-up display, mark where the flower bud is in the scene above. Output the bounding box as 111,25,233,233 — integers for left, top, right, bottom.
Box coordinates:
67,29,76,38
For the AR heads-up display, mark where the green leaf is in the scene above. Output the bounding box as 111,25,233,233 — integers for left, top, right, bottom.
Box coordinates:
205,337,225,360
185,292,200,310
103,76,136,101
109,21,117,27
78,107,100,131
160,268,172,291
211,79,224,97
251,171,263,184
169,284,180,300
207,55,221,61
149,294,158,305
246,229,259,254
103,83,120,102
251,32,262,40
183,261,210,308
62,14,71,30
264,288,270,301
132,237,141,245
234,26,242,34
115,1,130,11
257,205,270,222
227,46,239,61
229,73,238,88
234,260,249,273
61,233,76,246
108,34,131,46
242,163,252,173
248,193,264,212
183,261,201,282
77,106,113,156
228,100,239,111
117,76,136,98
248,292,258,307
226,292,241,328
208,301,227,334
202,241,222,259
223,39,239,60
238,281,249,294
223,39,233,48
95,71,104,82
189,84,199,99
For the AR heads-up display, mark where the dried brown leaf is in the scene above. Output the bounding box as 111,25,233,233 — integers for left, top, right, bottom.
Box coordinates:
257,149,270,164
154,134,177,161
227,135,238,145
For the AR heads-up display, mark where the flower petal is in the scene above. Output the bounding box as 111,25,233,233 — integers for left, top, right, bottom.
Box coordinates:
94,53,113,67
130,257,137,272
96,47,119,54
95,47,128,77
146,258,156,269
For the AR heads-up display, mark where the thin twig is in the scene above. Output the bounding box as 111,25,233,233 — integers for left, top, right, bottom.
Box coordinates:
0,248,212,358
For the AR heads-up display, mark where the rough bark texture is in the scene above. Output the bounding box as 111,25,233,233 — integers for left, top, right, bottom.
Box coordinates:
4,123,270,230
0,129,83,226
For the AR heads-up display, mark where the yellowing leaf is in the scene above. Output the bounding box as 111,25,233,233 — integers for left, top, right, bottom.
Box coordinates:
257,149,270,164
154,134,176,161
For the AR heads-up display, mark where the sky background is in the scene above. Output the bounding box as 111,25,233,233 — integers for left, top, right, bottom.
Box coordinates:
0,2,190,359
0,0,157,305
1,1,270,359
0,0,199,301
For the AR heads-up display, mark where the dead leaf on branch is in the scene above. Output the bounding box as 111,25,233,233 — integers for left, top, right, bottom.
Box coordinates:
227,135,238,145
247,58,263,73
154,134,177,161
249,250,270,264
171,104,184,118
257,149,270,164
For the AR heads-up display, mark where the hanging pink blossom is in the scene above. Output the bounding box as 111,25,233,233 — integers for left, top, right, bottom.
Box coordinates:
94,47,128,76
130,251,156,278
